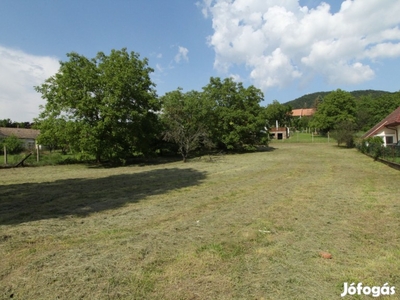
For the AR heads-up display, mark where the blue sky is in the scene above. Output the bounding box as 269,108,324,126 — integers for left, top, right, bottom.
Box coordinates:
1,0,400,122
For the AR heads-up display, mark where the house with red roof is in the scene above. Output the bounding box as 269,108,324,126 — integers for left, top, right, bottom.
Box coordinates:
363,106,400,146
291,108,316,118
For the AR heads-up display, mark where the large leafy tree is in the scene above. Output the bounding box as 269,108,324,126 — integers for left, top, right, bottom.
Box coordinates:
202,77,268,151
35,48,160,162
264,100,292,128
310,89,356,133
161,89,214,162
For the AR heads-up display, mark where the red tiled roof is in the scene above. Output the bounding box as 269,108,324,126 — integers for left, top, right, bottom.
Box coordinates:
292,108,316,117
363,106,400,138
0,127,40,139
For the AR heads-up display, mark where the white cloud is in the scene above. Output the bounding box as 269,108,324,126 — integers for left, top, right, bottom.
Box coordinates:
0,46,59,122
202,0,400,89
174,46,189,63
364,42,400,59
250,48,302,89
229,73,242,82
196,0,213,18
155,63,164,73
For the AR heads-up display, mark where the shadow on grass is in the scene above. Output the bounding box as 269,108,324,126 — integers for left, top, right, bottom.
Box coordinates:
0,168,206,225
86,156,184,168
256,146,277,152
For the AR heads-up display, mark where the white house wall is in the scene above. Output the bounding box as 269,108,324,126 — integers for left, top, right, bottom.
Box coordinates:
375,128,397,146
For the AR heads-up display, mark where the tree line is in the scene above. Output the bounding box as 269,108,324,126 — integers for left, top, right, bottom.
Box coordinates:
16,48,400,161
0,119,33,128
285,89,392,110
291,89,400,147
34,49,293,163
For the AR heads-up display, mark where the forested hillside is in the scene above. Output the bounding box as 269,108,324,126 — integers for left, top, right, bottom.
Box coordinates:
284,90,392,109
283,89,400,133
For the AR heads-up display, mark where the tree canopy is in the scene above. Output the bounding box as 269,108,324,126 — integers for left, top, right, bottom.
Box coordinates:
0,119,33,128
29,48,400,160
310,89,357,133
160,78,268,160
161,89,213,162
356,92,400,131
264,100,292,128
202,77,268,151
35,48,160,162
284,89,391,109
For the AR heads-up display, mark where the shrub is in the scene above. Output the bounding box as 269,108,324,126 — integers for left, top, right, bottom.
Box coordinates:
1,135,24,154
361,136,384,160
331,120,356,148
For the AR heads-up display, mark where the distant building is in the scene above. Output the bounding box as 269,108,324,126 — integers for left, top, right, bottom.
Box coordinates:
291,108,316,118
269,127,290,140
0,127,40,150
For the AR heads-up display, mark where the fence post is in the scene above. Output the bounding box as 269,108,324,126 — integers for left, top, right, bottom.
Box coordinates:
4,146,7,165
36,144,40,162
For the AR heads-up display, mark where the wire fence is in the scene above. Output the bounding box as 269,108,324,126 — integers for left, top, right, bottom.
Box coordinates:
1,150,75,167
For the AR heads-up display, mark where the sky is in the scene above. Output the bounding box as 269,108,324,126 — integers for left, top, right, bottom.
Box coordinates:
1,0,400,122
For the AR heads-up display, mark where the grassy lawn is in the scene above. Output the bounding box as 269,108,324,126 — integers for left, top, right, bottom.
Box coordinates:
271,132,331,143
1,151,78,167
1,143,399,299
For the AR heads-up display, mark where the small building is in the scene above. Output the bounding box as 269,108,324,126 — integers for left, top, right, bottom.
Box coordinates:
363,106,400,146
269,127,290,140
0,127,40,150
291,108,316,118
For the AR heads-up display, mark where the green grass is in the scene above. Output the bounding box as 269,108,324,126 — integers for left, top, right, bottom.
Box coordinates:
271,132,332,143
1,143,399,299
0,151,77,167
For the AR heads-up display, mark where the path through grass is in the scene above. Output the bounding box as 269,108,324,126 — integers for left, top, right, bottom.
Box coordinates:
1,144,399,299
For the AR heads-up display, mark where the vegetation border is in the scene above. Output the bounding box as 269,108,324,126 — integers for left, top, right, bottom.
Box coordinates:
362,152,400,171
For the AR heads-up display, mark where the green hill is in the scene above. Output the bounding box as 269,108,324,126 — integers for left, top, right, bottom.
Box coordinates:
283,89,392,108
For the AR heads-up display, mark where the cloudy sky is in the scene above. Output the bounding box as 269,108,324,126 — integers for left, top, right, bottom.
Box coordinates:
1,0,400,122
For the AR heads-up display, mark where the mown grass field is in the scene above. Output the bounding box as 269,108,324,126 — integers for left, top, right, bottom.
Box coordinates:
275,132,331,143
1,151,76,167
1,143,399,299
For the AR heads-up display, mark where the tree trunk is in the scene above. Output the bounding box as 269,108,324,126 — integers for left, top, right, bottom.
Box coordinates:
181,147,187,162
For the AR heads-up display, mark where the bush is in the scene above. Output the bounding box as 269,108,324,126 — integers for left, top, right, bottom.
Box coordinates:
356,138,368,154
331,120,356,148
1,135,24,154
358,136,384,160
